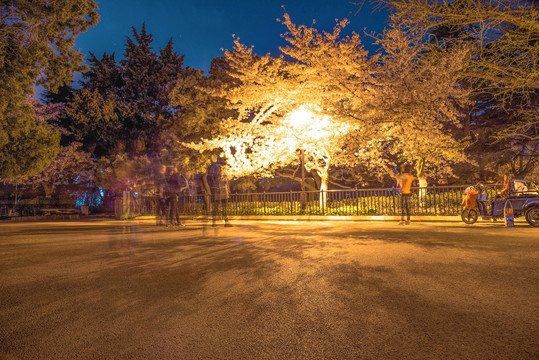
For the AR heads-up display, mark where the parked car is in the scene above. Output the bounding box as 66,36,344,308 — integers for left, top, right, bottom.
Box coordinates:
461,180,539,227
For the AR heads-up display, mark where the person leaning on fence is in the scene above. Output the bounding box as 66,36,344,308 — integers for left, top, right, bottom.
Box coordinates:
207,157,232,227
390,164,415,225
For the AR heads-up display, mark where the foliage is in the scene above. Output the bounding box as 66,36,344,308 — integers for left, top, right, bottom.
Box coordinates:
184,14,378,198
1,0,99,92
374,0,539,178
168,57,237,177
65,24,186,159
369,26,471,184
184,11,472,194
94,153,154,194
0,99,60,182
0,0,99,181
376,0,538,102
231,175,258,193
57,24,205,196
26,142,95,198
64,88,121,157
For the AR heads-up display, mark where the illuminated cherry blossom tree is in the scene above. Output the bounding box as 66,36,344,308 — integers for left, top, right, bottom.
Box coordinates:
184,15,378,206
371,26,471,188
184,11,471,202
187,104,357,207
373,0,539,178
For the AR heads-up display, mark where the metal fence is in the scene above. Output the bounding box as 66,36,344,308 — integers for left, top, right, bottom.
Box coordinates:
119,184,499,218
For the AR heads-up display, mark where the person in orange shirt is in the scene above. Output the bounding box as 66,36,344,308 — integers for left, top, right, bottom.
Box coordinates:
391,164,415,225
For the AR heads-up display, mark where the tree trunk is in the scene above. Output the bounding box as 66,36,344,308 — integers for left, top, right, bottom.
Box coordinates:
418,177,428,196
319,172,328,210
13,183,18,212
43,182,53,198
415,158,427,198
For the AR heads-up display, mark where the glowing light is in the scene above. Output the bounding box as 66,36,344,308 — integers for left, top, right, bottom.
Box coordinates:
288,107,315,128
285,106,334,140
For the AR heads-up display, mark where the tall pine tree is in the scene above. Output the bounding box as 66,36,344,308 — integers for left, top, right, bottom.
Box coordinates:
0,0,99,181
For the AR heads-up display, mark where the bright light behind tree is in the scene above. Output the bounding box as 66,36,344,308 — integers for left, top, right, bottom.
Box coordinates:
285,106,333,141
184,10,468,205
184,103,353,205
288,107,315,128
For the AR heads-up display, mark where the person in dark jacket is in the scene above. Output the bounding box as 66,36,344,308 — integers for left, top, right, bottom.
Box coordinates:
207,158,232,227
165,166,184,227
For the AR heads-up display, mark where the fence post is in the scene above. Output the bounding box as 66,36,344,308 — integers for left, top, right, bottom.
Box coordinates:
356,190,360,216
322,189,325,216
393,188,396,215
289,190,293,215
433,185,437,216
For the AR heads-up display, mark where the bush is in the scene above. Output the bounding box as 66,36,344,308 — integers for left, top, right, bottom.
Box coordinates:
120,212,140,220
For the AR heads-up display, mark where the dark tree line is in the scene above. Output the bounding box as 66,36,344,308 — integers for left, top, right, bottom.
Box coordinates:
37,24,232,203
0,0,99,181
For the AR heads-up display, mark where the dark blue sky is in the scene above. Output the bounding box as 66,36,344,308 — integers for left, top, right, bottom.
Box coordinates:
75,0,389,73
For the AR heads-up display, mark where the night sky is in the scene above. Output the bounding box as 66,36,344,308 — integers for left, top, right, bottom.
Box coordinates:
75,0,389,73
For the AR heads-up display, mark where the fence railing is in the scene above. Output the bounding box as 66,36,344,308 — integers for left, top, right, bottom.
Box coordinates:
119,184,499,218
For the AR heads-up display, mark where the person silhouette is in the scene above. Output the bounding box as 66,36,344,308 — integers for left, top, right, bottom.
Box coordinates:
390,164,415,225
207,157,232,227
164,166,184,227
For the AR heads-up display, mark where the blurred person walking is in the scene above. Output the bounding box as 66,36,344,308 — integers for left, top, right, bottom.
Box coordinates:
207,157,232,227
165,166,184,227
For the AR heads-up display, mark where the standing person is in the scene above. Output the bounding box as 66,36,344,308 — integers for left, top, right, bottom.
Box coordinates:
207,157,232,227
495,173,514,200
391,164,415,225
156,165,168,226
500,173,513,196
165,166,184,227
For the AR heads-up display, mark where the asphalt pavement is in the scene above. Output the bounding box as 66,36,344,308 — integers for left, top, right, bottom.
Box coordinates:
0,220,538,359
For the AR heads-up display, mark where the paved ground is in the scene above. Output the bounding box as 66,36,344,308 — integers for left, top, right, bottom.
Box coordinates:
0,220,537,359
